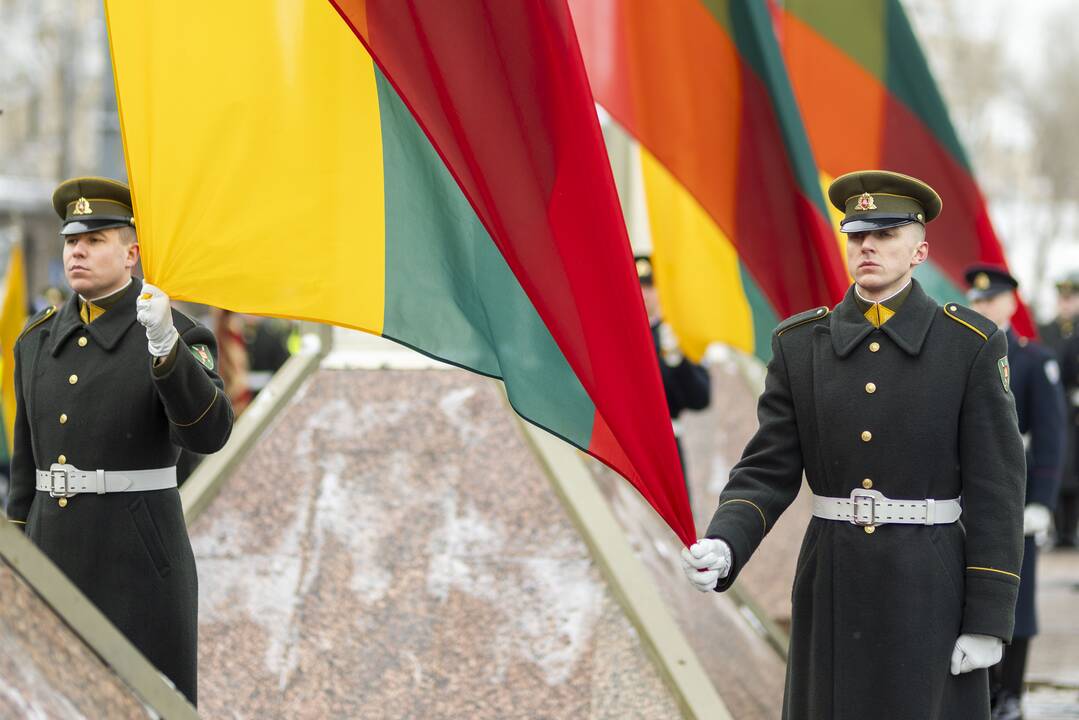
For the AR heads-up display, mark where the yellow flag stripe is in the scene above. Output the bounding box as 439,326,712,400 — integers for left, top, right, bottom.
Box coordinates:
818,170,853,283
104,0,386,334
639,148,755,360
1,244,28,449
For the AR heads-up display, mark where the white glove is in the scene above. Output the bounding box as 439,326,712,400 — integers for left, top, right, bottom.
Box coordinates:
680,538,732,593
658,322,684,365
949,633,1003,675
1024,503,1051,537
136,283,179,357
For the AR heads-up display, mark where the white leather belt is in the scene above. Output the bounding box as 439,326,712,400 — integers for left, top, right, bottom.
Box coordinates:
812,488,961,527
35,463,177,498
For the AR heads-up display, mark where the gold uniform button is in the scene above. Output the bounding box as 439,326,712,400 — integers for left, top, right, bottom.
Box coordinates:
68,374,78,385
60,413,68,425
862,478,873,489
869,342,880,353
78,337,88,347
58,497,68,508
58,454,67,464
865,382,877,394
861,431,872,442
864,525,875,534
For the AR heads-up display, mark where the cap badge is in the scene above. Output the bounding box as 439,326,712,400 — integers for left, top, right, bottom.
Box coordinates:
635,258,652,279
855,192,876,211
73,197,93,216
974,273,990,290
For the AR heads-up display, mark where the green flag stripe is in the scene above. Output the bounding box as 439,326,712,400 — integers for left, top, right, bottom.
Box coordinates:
883,0,972,170
740,263,780,363
375,70,596,450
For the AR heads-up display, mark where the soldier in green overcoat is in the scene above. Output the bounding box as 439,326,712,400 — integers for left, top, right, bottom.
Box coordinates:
681,171,1026,719
5,177,234,705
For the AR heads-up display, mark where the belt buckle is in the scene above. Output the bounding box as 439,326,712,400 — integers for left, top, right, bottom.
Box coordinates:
48,463,75,498
849,491,878,526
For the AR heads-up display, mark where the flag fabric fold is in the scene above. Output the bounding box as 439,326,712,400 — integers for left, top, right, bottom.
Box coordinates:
104,0,695,544
570,0,849,361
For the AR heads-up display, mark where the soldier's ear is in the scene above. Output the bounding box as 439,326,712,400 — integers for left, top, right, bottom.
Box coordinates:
125,240,140,269
911,235,929,266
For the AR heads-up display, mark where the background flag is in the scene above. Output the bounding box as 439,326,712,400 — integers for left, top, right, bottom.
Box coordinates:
777,0,1036,336
570,0,850,361
1,243,28,453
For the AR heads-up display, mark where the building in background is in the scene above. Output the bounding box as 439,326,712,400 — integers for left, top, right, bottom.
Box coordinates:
0,0,124,300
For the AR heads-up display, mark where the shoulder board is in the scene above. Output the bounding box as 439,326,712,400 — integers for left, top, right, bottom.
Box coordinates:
17,305,57,342
776,306,830,336
942,302,996,341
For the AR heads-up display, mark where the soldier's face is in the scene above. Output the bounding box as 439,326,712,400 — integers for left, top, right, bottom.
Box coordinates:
846,223,928,297
971,292,1018,329
641,283,660,319
63,228,140,298
1058,292,1079,320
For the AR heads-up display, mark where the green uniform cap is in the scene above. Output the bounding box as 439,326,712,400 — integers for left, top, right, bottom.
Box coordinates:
52,176,135,236
828,170,942,234
1055,270,1079,295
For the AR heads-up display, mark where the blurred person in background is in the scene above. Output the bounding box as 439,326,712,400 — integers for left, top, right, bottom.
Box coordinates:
635,254,711,502
212,308,252,415
1040,272,1079,549
966,265,1066,720
245,316,292,397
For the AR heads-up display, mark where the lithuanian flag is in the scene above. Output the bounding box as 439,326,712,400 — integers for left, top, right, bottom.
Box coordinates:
570,0,850,361
778,0,1036,336
104,0,695,544
1,242,28,453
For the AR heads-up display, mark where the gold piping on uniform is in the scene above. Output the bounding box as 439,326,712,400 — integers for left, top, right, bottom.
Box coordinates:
7,519,26,525
170,388,220,428
719,498,767,536
845,191,917,203
944,305,988,341
966,566,1020,581
777,307,830,336
67,197,134,212
17,305,56,341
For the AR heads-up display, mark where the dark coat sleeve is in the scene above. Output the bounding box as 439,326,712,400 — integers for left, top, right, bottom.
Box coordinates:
959,329,1026,641
150,320,234,454
660,356,711,416
704,332,803,590
1026,352,1066,508
6,340,35,529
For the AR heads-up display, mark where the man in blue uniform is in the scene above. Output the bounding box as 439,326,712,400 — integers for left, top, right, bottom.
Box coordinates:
1040,273,1079,547
966,264,1067,720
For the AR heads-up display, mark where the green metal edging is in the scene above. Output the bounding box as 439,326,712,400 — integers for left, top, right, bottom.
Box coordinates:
0,520,198,719
181,324,331,524
515,418,733,720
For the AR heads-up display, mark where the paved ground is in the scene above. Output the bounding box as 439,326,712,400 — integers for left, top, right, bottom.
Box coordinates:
1026,547,1079,718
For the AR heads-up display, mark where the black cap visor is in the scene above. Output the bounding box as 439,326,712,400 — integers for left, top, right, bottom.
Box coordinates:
60,217,134,236
840,215,919,234
966,286,1013,302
